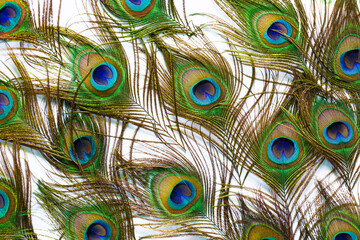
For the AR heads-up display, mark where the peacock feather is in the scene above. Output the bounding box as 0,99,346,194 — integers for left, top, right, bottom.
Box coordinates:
36,178,134,239
0,0,360,239
0,0,30,39
0,143,37,239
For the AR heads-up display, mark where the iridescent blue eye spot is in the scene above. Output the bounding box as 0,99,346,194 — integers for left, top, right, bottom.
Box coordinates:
0,90,13,120
167,180,196,210
264,20,292,45
339,49,360,75
85,220,112,240
333,232,358,240
267,137,299,165
90,62,118,91
93,66,112,85
0,93,9,115
0,2,21,33
0,190,9,219
323,121,353,145
261,238,278,240
69,135,96,165
189,78,221,106
124,0,151,11
0,7,15,26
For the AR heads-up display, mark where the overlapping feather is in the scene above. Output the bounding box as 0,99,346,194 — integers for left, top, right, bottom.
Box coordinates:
0,0,357,239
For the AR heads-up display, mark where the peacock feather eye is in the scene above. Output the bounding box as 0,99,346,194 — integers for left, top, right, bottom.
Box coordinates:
74,49,124,98
69,135,97,165
179,67,227,111
334,34,360,82
262,121,304,169
247,224,283,240
0,0,27,36
332,233,358,240
150,172,202,216
315,105,358,151
326,217,360,240
0,185,15,225
120,0,155,18
70,211,118,240
63,121,101,169
0,85,18,125
255,13,297,48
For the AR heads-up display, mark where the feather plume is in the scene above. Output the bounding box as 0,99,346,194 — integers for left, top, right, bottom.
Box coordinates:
0,0,359,239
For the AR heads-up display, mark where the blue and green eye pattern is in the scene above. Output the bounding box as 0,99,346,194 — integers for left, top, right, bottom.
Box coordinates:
0,0,28,36
62,119,102,170
314,104,358,151
188,78,221,106
36,181,127,240
326,217,360,240
149,171,203,216
90,63,118,91
0,90,13,120
69,135,97,165
0,2,21,32
85,219,113,240
120,0,156,18
0,189,10,219
99,0,156,19
266,137,300,165
334,34,360,82
255,13,298,49
332,232,358,240
179,66,227,111
0,185,15,225
264,19,292,45
323,120,354,145
262,121,304,169
70,210,118,240
0,85,18,125
166,180,197,210
123,0,151,12
339,49,360,75
74,49,124,98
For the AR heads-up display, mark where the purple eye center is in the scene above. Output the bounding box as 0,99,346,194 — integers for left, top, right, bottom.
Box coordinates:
93,65,113,86
129,0,142,5
335,233,353,240
73,137,92,160
272,138,295,158
343,49,360,69
267,22,288,40
327,121,349,140
87,223,107,240
0,93,9,115
170,183,192,204
0,7,16,27
192,80,216,100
